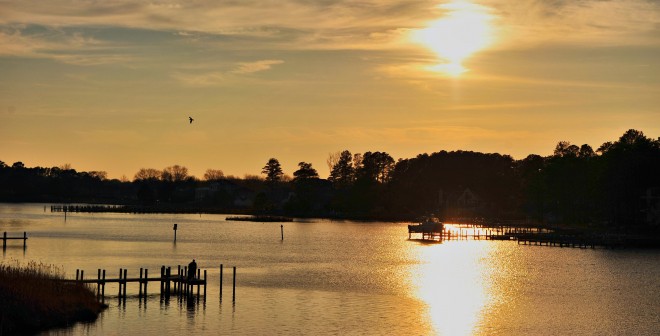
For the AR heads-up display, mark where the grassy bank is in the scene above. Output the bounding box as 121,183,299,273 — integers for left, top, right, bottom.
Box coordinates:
0,261,106,335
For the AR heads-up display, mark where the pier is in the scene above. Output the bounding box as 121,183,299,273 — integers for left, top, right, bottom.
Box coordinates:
2,232,27,249
406,222,657,249
408,223,545,242
62,264,237,302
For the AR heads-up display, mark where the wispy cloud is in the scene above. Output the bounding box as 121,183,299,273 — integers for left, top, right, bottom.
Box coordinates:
231,60,284,74
486,0,660,48
0,26,137,65
172,59,284,86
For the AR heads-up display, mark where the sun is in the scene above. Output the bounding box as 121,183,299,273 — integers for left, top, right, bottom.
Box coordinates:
412,1,496,76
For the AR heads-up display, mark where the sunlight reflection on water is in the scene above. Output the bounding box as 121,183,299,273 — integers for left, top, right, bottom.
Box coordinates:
412,241,490,335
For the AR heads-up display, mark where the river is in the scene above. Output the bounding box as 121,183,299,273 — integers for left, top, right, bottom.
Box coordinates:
1,203,658,335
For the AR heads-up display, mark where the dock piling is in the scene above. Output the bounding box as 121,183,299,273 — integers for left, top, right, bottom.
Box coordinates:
232,266,236,302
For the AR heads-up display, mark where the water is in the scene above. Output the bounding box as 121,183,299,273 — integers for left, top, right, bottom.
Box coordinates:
1,203,659,335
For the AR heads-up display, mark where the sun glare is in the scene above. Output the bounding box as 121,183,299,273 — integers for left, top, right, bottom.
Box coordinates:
412,1,496,76
413,241,491,335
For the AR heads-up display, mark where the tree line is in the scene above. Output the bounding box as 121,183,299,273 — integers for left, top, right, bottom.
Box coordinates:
1,129,658,233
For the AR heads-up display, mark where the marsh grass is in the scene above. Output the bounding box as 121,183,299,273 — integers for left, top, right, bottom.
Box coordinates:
0,260,106,335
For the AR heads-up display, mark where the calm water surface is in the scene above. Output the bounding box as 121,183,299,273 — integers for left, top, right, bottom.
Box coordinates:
1,203,659,335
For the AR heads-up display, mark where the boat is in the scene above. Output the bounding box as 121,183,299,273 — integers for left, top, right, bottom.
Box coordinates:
408,217,444,240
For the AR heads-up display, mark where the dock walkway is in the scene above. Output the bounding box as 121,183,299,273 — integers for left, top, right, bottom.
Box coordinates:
62,265,212,301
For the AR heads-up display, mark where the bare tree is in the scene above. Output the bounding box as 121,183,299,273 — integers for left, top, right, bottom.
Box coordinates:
326,151,341,173
204,169,225,181
134,168,162,181
162,165,189,182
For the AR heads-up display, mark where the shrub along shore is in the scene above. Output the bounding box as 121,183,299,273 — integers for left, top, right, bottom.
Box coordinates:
0,261,106,335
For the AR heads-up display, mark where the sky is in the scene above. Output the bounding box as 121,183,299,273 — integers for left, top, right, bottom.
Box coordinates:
1,0,659,180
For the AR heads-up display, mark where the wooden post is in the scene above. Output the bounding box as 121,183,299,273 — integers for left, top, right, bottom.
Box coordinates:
102,270,106,298
182,266,187,294
144,269,148,297
118,268,123,296
177,265,181,293
160,266,165,294
232,266,236,302
76,269,80,281
197,269,201,296
281,224,284,240
166,267,171,295
97,269,101,297
203,270,207,297
219,264,223,299
81,270,84,281
139,268,143,297
173,224,178,242
2,232,6,248
23,232,27,248
123,269,128,297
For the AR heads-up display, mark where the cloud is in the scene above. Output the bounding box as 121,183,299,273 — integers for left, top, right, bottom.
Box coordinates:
484,0,660,48
172,59,284,86
231,60,284,74
0,26,136,65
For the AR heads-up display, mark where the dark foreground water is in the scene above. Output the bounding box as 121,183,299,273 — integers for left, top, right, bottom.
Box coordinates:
1,203,659,335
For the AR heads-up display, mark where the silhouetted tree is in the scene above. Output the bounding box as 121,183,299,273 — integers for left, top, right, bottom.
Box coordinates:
88,171,108,180
553,141,580,158
578,144,596,158
293,162,319,181
262,158,283,183
326,151,341,173
134,168,162,181
162,165,189,182
356,151,395,184
596,129,660,229
328,150,354,188
204,169,225,181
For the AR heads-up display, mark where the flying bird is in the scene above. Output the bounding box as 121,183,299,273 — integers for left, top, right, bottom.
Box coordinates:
189,116,194,124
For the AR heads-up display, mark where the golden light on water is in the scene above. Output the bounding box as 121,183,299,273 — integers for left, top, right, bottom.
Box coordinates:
412,0,496,76
411,231,493,335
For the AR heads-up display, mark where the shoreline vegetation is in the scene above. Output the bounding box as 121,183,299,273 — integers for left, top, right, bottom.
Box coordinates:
2,128,660,239
0,261,106,335
49,203,660,248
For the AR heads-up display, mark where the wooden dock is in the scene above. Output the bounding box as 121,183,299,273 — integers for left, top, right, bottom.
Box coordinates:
408,223,543,242
2,232,27,248
62,264,237,302
405,222,647,249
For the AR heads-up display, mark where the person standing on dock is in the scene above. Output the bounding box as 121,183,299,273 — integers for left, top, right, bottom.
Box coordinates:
188,259,197,280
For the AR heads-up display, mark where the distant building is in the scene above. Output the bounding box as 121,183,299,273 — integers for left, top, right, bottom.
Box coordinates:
440,187,484,218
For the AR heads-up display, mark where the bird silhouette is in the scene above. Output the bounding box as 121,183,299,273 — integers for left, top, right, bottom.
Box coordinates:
189,116,194,124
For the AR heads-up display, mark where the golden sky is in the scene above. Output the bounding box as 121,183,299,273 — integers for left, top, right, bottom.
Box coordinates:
1,0,659,179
